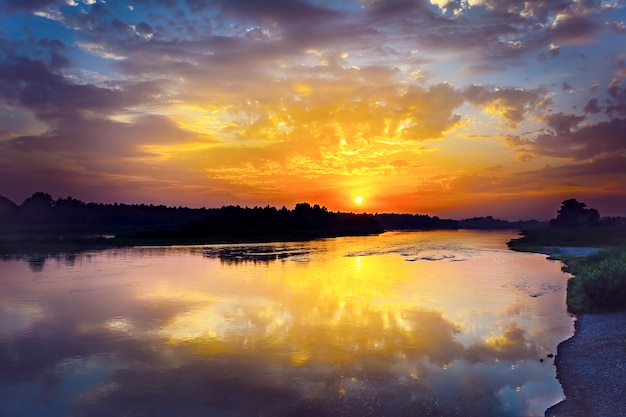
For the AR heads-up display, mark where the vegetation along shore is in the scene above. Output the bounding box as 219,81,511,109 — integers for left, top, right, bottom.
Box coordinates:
508,199,626,417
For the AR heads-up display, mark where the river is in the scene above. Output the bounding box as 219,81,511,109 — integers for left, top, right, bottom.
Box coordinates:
0,230,573,416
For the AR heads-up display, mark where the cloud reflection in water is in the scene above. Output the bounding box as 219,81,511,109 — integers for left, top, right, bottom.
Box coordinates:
0,231,571,416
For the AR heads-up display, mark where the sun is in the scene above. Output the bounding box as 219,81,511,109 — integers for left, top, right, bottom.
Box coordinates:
355,196,363,205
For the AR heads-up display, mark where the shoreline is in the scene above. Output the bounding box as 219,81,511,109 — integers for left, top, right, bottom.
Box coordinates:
545,312,626,417
516,245,626,416
537,245,626,416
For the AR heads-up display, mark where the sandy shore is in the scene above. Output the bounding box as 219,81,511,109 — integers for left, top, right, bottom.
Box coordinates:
545,311,626,417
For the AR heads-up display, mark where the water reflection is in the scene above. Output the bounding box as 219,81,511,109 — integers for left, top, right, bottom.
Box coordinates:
0,231,572,416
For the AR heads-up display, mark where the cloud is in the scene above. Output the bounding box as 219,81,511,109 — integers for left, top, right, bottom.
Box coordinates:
550,17,602,45
529,156,626,179
503,74,626,161
544,112,586,135
0,0,624,215
583,98,602,114
0,43,160,123
188,78,465,188
0,113,223,205
463,85,551,127
606,77,626,116
434,156,626,209
561,82,577,93
0,0,62,13
206,0,343,25
605,20,626,33
507,116,626,160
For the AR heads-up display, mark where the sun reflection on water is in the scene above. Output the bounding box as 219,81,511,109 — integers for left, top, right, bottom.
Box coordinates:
0,230,573,416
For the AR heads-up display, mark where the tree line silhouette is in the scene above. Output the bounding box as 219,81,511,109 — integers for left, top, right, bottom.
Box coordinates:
5,193,618,254
0,192,382,241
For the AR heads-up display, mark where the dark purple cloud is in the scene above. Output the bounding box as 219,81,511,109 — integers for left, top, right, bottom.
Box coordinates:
0,113,220,206
5,114,198,156
544,112,586,135
536,155,626,177
0,41,161,123
550,16,602,45
0,0,62,13
507,117,626,160
134,0,180,9
446,155,626,213
602,78,626,117
583,98,601,114
363,0,442,24
201,0,341,23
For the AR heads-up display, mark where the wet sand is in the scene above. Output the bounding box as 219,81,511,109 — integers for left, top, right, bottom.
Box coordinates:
545,312,626,417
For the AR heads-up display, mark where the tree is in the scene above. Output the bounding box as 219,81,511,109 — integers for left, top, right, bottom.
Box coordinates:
550,198,600,228
19,192,54,224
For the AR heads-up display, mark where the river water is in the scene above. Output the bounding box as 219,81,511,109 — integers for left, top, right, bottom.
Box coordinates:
0,230,573,416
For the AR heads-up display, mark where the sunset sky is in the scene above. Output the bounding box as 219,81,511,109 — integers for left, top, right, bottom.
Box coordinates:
1,0,625,219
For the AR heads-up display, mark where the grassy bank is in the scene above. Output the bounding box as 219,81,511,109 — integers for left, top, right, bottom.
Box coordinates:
559,248,626,314
508,227,626,314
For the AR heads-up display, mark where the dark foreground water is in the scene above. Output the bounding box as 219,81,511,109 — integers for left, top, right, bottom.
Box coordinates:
0,230,573,416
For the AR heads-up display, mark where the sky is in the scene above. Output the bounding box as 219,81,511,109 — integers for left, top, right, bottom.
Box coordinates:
0,0,625,220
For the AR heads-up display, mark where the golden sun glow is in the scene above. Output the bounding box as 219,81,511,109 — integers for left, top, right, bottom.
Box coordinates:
355,196,363,205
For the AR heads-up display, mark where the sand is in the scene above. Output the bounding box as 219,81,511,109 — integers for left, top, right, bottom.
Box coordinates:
545,311,626,417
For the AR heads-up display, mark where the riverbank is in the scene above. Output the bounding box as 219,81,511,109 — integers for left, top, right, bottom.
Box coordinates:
507,228,626,417
523,246,626,417
545,312,626,417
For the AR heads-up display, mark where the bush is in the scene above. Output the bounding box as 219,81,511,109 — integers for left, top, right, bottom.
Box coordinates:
579,258,626,310
568,249,626,312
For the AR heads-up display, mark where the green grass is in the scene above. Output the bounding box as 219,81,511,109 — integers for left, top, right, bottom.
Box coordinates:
560,248,626,314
